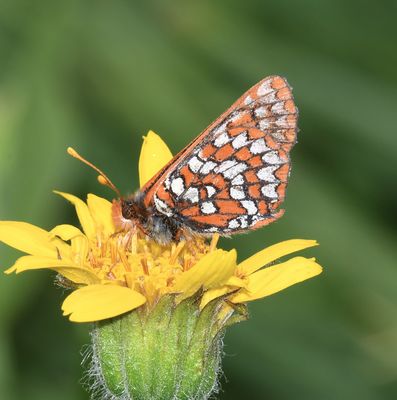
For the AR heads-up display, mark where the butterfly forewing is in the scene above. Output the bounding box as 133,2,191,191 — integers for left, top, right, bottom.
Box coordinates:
142,76,298,235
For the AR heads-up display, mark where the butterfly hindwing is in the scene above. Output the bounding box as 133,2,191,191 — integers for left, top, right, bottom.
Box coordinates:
144,76,298,235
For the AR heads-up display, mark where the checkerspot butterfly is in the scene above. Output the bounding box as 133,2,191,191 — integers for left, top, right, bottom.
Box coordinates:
118,75,298,244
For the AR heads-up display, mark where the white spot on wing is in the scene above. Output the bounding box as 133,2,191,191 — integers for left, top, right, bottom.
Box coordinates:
261,183,278,198
171,177,185,196
232,132,249,149
251,215,265,226
259,120,272,130
183,187,199,203
244,95,253,105
188,156,203,173
262,151,283,164
223,163,248,179
154,195,173,217
272,102,285,114
216,160,237,173
257,166,278,182
201,202,217,215
214,132,230,147
212,123,227,137
262,92,277,103
230,186,245,200
255,106,268,118
228,111,245,123
228,219,240,229
241,200,257,215
257,80,273,96
237,215,248,229
272,130,286,141
231,174,244,185
201,161,217,174
274,115,291,128
250,139,269,154
206,185,216,197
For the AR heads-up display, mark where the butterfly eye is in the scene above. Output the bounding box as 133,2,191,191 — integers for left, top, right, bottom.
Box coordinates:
121,200,135,220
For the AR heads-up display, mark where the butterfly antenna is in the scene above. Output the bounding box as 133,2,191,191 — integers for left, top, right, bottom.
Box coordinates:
67,147,121,198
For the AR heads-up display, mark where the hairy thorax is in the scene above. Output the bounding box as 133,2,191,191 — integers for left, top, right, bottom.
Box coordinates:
112,192,183,245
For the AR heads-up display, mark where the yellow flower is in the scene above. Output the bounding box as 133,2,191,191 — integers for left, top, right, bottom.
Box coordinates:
0,129,323,399
1,130,322,323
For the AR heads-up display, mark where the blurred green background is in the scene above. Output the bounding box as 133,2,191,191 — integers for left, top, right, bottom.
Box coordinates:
1,1,396,399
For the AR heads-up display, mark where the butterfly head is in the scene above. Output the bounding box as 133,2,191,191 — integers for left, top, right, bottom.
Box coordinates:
114,192,150,234
121,198,136,220
111,197,139,233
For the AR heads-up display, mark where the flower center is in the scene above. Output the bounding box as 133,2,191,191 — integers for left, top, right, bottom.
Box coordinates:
87,230,214,304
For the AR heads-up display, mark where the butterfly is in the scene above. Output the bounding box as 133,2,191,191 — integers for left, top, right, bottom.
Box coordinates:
116,75,298,245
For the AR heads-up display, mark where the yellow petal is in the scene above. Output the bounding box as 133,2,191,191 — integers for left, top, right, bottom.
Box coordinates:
226,276,246,287
231,257,322,303
54,191,96,240
139,130,173,188
5,255,100,284
62,284,146,322
50,224,83,241
200,275,246,309
237,239,319,276
71,235,89,266
172,249,237,300
0,221,67,258
50,221,89,267
86,194,115,237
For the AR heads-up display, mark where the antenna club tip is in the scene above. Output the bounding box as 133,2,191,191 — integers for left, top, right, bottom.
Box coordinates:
97,175,107,185
65,146,121,197
67,147,78,157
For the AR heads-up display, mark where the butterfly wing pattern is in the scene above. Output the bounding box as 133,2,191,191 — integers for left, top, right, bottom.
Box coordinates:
142,76,298,236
